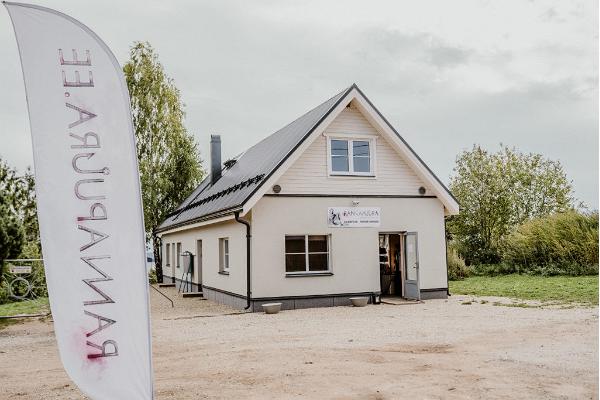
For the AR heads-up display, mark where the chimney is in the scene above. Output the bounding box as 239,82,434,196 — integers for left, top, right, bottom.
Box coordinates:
210,135,222,185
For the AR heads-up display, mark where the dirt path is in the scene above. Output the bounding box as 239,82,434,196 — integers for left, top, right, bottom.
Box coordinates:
0,288,597,399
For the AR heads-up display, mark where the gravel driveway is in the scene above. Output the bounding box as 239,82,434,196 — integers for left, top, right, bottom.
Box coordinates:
0,287,597,399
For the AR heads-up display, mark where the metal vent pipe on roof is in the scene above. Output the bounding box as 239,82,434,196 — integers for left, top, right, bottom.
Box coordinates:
210,135,222,185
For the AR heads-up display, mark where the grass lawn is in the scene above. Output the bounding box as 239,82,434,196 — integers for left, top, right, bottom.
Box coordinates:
449,275,599,305
0,297,49,317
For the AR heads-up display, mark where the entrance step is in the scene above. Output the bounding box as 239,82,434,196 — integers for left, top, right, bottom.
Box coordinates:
158,283,176,288
182,292,204,298
381,297,422,305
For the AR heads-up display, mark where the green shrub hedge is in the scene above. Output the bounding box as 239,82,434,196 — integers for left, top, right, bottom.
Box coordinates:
447,247,470,280
500,210,598,275
448,211,599,279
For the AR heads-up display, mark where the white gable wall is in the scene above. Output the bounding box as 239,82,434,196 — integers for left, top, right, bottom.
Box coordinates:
276,106,428,196
251,103,448,299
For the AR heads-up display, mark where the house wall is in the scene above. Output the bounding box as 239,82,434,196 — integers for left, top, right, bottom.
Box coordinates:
276,106,427,196
160,219,247,297
251,196,447,299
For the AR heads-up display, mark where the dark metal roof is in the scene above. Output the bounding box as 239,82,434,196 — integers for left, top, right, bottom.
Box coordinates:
157,85,353,232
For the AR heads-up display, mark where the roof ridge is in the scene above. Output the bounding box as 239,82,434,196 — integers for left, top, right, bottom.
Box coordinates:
243,85,354,153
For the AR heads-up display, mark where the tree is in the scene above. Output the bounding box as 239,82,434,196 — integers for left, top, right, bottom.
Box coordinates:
123,42,203,282
0,159,38,244
0,204,25,276
448,145,574,265
0,159,29,284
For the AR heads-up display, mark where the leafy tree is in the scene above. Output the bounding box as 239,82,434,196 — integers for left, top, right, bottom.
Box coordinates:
0,203,25,280
0,158,36,285
123,42,203,282
448,145,574,265
500,147,573,225
0,159,38,244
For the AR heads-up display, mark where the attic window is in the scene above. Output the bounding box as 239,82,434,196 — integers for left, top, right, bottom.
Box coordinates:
328,138,374,176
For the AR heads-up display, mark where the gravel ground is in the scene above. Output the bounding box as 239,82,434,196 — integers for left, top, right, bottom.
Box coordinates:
0,287,597,399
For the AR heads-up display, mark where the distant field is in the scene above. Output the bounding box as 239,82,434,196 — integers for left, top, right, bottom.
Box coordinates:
449,275,599,305
0,297,49,317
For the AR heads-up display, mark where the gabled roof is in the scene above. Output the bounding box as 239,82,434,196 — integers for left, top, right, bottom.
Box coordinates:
157,84,459,233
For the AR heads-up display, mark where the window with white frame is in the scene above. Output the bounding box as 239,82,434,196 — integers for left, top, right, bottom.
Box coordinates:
176,242,182,268
329,138,373,175
219,238,230,272
165,243,170,267
171,243,176,270
285,235,330,273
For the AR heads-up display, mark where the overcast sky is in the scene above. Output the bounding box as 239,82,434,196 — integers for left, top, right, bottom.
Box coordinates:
1,0,598,208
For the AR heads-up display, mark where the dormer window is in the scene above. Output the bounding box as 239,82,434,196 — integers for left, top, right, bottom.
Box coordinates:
328,138,375,176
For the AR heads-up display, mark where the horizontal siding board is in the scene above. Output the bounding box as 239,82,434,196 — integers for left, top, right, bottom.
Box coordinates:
276,107,426,196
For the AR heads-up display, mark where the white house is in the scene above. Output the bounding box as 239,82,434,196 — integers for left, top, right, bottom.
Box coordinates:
156,84,459,311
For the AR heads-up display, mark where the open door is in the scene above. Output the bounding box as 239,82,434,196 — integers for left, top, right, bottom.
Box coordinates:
378,234,404,297
403,232,420,300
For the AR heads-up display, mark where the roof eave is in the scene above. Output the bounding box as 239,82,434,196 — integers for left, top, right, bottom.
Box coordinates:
155,205,242,234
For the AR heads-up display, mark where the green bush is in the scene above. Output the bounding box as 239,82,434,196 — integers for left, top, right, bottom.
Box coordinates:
447,247,469,280
467,262,598,277
468,263,518,276
0,241,46,304
20,242,47,298
500,210,598,275
518,262,598,277
148,268,157,284
0,280,9,304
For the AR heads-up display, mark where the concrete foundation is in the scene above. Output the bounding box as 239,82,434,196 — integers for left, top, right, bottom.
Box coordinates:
420,288,448,300
202,286,379,312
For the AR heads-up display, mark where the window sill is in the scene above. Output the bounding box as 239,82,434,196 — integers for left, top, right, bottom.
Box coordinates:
218,271,230,276
285,272,333,278
329,173,376,178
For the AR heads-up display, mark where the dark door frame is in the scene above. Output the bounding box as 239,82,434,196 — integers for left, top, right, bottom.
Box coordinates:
378,231,407,297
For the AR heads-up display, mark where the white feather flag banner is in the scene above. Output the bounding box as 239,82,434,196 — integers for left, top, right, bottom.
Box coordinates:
4,2,153,399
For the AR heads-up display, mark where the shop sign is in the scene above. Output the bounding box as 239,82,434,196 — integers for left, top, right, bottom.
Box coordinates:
327,207,381,227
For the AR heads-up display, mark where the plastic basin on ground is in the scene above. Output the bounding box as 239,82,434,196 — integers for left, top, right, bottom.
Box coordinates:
349,297,369,307
262,303,282,314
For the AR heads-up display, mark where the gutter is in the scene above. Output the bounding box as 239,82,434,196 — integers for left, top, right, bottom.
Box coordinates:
155,206,242,234
444,217,451,297
234,211,252,310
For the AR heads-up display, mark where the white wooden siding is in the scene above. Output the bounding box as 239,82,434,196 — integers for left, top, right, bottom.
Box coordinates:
276,106,427,195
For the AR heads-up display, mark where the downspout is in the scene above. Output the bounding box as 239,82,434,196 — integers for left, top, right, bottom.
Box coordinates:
234,211,252,310
444,217,451,297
